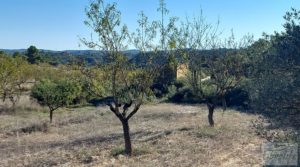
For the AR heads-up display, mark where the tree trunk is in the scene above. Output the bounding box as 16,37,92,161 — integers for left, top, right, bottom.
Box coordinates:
50,110,53,123
207,103,215,127
222,97,227,111
121,119,132,156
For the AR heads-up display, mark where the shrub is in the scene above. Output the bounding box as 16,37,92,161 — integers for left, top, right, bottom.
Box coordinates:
168,87,200,103
31,79,81,123
225,87,250,109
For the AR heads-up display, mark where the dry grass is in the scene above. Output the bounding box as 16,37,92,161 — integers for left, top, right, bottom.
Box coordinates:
0,103,266,167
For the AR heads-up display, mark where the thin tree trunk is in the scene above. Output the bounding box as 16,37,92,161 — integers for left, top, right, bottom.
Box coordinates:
222,96,227,111
10,99,16,112
50,110,53,123
121,119,132,156
207,102,215,127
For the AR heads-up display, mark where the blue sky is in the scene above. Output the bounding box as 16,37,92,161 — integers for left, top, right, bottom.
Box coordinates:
0,0,299,50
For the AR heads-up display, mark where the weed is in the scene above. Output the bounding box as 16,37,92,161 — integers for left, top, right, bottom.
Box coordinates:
194,127,219,138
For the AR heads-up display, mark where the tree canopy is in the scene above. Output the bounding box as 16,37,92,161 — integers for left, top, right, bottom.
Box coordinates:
31,79,81,123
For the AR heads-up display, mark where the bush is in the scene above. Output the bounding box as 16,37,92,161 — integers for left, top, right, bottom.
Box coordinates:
88,96,114,106
151,71,184,99
32,79,81,107
151,83,169,98
31,79,81,123
163,79,201,103
225,87,250,109
173,80,185,89
168,87,200,103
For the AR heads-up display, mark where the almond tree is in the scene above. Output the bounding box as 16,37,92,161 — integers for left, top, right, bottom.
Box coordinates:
81,0,158,156
31,79,81,123
0,53,33,110
177,13,253,126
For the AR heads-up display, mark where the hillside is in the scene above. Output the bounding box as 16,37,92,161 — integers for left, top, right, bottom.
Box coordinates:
0,49,140,65
0,48,232,67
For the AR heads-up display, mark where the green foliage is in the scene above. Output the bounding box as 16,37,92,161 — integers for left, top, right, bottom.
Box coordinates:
131,11,158,52
26,45,40,64
152,65,176,97
185,40,252,111
110,147,126,157
110,146,150,157
224,86,250,109
13,52,27,59
0,53,33,107
31,79,81,111
162,79,199,103
79,66,111,101
82,0,160,106
81,0,164,156
168,87,200,103
195,126,219,138
247,8,300,113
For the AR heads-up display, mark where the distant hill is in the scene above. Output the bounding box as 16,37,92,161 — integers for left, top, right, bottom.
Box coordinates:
0,49,27,55
0,49,139,57
0,48,232,66
0,49,141,65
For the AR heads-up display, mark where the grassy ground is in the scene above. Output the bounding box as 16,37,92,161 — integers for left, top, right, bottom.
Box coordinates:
0,101,267,167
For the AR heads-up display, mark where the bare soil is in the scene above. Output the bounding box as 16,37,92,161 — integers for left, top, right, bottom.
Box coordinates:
0,103,265,167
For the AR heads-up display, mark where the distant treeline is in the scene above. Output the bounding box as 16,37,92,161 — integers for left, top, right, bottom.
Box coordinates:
0,49,140,66
0,48,232,67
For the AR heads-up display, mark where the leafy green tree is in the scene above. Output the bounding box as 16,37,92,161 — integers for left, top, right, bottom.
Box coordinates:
153,0,179,95
0,54,14,104
13,52,25,59
177,14,253,126
204,48,248,126
26,45,40,64
248,8,300,113
0,53,32,109
31,79,81,123
81,0,158,156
